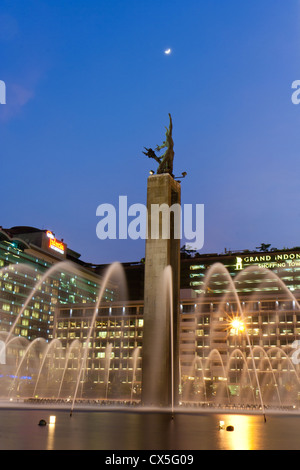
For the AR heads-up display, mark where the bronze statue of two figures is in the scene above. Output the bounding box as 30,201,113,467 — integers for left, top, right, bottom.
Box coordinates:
143,113,175,177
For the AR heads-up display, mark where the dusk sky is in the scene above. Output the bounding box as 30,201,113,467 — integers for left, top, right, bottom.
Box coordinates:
1,0,300,264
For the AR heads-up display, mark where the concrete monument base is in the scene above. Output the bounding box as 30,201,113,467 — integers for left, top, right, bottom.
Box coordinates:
141,173,181,407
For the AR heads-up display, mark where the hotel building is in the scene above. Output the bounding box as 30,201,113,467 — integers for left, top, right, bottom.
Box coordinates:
1,227,300,404
53,246,300,403
0,226,116,341
53,293,300,403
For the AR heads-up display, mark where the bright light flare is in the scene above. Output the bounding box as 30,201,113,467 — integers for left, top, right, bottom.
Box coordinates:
231,318,245,333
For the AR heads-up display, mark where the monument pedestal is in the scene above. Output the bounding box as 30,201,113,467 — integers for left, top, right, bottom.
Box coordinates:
141,173,181,407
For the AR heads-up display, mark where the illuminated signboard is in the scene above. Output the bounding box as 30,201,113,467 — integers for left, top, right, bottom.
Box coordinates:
236,252,300,270
46,231,65,255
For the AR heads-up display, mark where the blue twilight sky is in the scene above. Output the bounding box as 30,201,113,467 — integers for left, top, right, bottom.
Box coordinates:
1,0,300,264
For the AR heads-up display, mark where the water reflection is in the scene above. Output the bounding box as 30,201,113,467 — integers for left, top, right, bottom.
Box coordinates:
1,409,300,450
216,414,264,450
46,420,56,451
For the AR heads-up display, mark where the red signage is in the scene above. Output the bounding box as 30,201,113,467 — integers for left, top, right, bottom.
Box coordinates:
46,231,65,255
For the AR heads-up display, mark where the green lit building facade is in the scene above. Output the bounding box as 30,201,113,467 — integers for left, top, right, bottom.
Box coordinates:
0,226,116,341
181,247,300,297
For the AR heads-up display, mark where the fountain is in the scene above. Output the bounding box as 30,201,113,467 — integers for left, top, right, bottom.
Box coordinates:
179,263,300,412
69,262,127,414
104,342,113,400
0,259,129,406
131,347,141,402
57,339,82,399
0,256,299,417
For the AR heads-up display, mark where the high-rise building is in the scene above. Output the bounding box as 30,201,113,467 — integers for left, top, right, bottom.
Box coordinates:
53,245,300,404
180,245,300,297
53,293,300,404
0,226,117,341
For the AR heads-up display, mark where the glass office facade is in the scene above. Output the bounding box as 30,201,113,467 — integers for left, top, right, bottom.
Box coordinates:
0,227,116,341
54,302,143,399
53,247,300,404
52,295,300,404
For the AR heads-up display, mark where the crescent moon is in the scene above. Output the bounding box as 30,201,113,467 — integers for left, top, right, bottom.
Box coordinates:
164,48,171,55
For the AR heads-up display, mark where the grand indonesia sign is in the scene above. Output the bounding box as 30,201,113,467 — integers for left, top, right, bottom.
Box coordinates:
236,252,300,270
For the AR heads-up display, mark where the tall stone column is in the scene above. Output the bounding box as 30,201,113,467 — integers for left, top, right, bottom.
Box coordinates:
141,173,181,407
